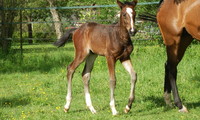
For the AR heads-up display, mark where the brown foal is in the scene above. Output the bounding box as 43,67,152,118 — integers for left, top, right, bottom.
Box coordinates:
54,0,138,115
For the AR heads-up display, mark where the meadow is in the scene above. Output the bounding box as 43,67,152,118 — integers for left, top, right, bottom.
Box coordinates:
0,42,200,120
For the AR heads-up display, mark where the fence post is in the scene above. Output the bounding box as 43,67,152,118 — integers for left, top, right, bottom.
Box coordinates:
0,0,5,53
20,9,23,57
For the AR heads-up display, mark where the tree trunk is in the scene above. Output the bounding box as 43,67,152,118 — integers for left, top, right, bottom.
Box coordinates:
0,0,16,54
46,0,63,39
27,16,33,44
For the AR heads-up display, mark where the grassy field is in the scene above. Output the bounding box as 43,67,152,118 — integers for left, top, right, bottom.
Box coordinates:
0,42,200,120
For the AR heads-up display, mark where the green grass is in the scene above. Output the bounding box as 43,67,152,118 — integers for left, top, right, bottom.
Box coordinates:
0,43,200,120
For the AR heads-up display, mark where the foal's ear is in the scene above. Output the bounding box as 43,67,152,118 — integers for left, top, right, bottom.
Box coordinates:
132,0,138,6
117,0,124,9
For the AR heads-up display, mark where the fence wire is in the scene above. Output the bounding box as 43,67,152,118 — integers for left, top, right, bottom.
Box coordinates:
1,1,164,54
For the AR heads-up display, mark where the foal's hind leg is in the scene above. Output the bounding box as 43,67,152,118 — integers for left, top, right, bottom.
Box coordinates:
64,50,89,112
120,58,137,113
82,53,98,114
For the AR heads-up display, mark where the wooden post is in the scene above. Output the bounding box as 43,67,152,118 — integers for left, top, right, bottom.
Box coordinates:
0,0,5,52
20,9,23,56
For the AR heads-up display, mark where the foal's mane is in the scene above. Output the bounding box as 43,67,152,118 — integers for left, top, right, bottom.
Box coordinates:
124,1,136,6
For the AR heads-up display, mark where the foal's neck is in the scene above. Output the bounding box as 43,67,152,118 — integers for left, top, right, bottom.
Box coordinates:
114,22,129,39
115,22,128,32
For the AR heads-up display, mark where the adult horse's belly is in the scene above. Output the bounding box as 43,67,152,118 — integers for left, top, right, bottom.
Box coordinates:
184,1,200,40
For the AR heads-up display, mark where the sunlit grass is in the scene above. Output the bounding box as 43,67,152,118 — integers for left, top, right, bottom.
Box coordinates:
0,43,200,119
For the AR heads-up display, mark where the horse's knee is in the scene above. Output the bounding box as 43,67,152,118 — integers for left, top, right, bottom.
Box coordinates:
165,61,177,75
110,79,116,88
67,65,75,79
82,73,91,85
128,96,134,104
67,64,72,72
130,72,137,84
132,72,137,81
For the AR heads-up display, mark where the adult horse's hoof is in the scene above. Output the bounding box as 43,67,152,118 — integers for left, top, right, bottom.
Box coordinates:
179,105,188,113
124,105,130,113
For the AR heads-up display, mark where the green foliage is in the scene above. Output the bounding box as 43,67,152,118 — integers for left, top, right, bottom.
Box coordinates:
136,0,159,14
3,0,161,39
0,43,200,119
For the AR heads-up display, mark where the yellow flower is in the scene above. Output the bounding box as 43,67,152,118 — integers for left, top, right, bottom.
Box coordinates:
56,106,60,110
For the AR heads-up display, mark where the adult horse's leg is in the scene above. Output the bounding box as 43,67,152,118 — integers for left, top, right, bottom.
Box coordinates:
106,56,118,115
164,62,172,107
82,53,98,114
64,49,89,112
121,58,137,113
164,30,193,112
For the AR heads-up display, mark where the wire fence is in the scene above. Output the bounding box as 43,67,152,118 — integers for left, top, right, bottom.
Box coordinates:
1,1,163,55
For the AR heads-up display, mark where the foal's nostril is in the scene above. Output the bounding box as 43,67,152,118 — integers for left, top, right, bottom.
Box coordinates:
129,28,137,36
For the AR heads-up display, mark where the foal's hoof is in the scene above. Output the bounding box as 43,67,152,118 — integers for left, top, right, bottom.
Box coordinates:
64,108,69,113
88,107,97,114
112,111,119,116
124,105,130,113
179,105,188,113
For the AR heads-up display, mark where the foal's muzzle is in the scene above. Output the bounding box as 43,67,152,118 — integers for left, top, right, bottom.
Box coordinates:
129,28,137,36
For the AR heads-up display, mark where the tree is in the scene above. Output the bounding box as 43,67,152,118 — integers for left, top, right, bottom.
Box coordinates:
46,0,63,39
0,0,19,53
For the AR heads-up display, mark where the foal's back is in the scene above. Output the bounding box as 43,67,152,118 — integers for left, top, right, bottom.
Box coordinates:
72,22,132,57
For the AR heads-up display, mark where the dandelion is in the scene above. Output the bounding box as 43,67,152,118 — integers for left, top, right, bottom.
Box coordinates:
56,106,60,110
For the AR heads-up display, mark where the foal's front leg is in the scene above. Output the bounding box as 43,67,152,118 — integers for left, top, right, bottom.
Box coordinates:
106,56,118,115
121,59,137,113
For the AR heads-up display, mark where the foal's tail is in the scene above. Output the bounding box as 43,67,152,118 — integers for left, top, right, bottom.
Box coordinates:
138,13,157,23
53,28,77,47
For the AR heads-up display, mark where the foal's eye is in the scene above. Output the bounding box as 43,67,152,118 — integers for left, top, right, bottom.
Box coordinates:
123,13,126,17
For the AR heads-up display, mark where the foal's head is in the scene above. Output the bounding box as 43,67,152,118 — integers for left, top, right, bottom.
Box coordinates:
117,0,137,36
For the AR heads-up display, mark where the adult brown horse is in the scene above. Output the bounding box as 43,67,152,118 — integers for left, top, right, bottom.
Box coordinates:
140,0,200,112
54,0,137,115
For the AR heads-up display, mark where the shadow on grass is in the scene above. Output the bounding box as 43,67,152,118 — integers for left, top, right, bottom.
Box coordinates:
0,94,31,107
13,45,74,54
0,45,74,73
186,101,200,109
144,95,200,111
191,75,200,83
144,95,166,107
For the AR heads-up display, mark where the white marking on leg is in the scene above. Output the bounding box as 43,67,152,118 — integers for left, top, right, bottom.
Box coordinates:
179,105,188,113
83,72,96,114
164,92,172,107
122,60,137,113
122,60,132,74
124,105,130,113
126,8,134,32
110,99,118,115
64,93,71,112
85,93,96,114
